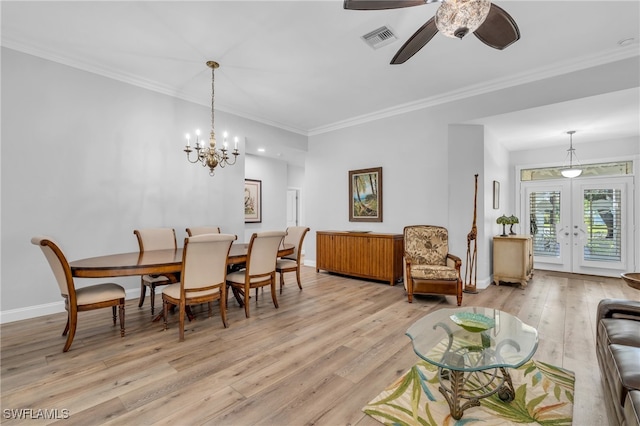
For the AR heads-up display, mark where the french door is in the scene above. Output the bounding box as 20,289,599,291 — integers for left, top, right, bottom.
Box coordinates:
521,176,634,276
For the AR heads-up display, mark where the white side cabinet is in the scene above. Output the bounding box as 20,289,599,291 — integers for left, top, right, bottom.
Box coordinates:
493,235,533,287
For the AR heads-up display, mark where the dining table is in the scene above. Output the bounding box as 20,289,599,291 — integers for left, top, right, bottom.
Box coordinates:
70,242,295,321
70,243,294,278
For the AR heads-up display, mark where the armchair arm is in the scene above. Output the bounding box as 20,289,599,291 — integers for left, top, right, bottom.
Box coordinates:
446,253,462,271
597,299,640,321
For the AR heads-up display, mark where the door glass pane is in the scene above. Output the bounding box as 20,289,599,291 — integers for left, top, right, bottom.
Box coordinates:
583,189,622,262
529,191,561,257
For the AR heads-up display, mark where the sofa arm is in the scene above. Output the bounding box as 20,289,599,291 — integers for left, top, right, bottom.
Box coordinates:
597,299,640,321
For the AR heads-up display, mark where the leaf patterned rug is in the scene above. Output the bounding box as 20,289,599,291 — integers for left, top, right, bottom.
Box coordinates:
363,359,574,425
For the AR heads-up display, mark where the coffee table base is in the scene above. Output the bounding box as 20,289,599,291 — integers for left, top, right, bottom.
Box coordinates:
438,366,515,420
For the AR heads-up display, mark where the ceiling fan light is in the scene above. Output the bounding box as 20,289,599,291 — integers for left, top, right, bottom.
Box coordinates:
561,168,582,178
435,0,492,39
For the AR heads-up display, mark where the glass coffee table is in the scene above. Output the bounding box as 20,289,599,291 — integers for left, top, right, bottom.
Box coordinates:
406,307,538,420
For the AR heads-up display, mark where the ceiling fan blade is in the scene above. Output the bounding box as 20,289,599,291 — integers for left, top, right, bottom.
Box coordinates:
391,17,438,64
473,3,520,50
344,0,427,10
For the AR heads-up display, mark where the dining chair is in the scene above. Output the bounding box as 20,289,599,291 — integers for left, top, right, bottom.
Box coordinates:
226,231,286,318
276,226,310,293
133,228,178,314
31,236,125,352
185,226,221,236
161,233,236,341
403,225,463,306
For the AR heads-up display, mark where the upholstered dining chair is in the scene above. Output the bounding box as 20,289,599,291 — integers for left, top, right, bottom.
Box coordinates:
31,236,125,352
276,226,310,293
161,233,235,341
403,225,463,306
226,231,286,318
133,228,178,314
185,226,221,236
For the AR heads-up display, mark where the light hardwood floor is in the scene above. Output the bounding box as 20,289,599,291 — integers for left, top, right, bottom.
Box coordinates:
1,268,637,425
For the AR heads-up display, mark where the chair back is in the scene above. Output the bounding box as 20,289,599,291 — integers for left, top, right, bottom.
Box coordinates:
186,226,221,237
404,225,449,266
246,231,286,275
134,228,177,252
283,226,310,261
181,234,235,292
31,236,74,299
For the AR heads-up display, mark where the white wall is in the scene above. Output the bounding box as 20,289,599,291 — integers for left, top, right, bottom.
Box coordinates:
0,48,305,322
305,57,640,287
244,154,288,241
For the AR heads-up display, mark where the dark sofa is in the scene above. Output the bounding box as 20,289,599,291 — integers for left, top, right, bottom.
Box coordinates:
596,299,640,426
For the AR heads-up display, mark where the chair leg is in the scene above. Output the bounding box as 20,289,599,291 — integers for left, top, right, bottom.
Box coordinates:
138,281,147,307
178,301,185,342
244,284,251,318
270,277,279,309
163,299,169,331
220,287,228,328
119,303,125,337
296,267,303,290
112,306,117,326
150,285,156,315
279,271,285,294
62,311,77,352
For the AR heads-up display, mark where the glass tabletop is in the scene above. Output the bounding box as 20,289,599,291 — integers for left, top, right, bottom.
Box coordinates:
406,307,538,372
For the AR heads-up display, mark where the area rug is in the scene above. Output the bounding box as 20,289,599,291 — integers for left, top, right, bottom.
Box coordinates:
363,359,574,425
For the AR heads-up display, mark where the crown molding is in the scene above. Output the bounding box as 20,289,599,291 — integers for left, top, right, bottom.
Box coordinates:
308,46,640,136
3,37,637,138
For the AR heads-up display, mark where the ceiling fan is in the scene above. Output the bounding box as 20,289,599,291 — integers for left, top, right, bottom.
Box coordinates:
344,0,520,64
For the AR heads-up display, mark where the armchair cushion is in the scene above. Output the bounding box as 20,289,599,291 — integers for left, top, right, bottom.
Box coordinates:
404,226,448,266
409,264,458,281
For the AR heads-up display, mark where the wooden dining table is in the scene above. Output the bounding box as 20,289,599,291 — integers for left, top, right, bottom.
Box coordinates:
70,242,295,321
70,243,294,278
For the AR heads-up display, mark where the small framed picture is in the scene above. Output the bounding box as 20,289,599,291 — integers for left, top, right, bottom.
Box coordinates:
349,167,383,222
244,179,262,223
493,180,500,210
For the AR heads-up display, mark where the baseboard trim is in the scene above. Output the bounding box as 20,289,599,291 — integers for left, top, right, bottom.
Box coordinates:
0,288,143,324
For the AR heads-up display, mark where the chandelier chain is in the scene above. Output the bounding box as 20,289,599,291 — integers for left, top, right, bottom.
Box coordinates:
211,66,215,134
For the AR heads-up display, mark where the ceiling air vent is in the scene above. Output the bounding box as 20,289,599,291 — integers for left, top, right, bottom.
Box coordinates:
361,26,397,50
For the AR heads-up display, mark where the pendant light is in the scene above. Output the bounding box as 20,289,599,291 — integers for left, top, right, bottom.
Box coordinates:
560,130,582,178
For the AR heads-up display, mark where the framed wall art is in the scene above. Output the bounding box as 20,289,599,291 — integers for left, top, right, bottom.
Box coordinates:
244,179,262,223
349,167,383,222
493,180,500,210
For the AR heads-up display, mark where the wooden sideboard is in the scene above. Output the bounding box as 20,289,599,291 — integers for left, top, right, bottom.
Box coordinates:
493,235,534,287
316,231,404,285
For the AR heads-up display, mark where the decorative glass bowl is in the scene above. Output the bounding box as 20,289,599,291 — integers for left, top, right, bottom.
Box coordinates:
450,312,495,333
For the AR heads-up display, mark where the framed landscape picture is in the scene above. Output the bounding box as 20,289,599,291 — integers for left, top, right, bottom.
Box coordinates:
244,179,262,223
349,167,382,222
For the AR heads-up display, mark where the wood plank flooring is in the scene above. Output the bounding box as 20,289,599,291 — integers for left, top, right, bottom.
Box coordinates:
1,268,637,425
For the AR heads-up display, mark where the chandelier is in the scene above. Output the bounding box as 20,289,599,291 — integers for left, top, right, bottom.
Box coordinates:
435,0,491,39
184,61,240,176
561,130,582,178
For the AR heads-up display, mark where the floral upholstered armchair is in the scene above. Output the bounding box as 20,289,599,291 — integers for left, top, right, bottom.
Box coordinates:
403,225,463,305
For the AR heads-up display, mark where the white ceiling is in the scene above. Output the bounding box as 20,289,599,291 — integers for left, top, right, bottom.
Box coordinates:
2,1,639,162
